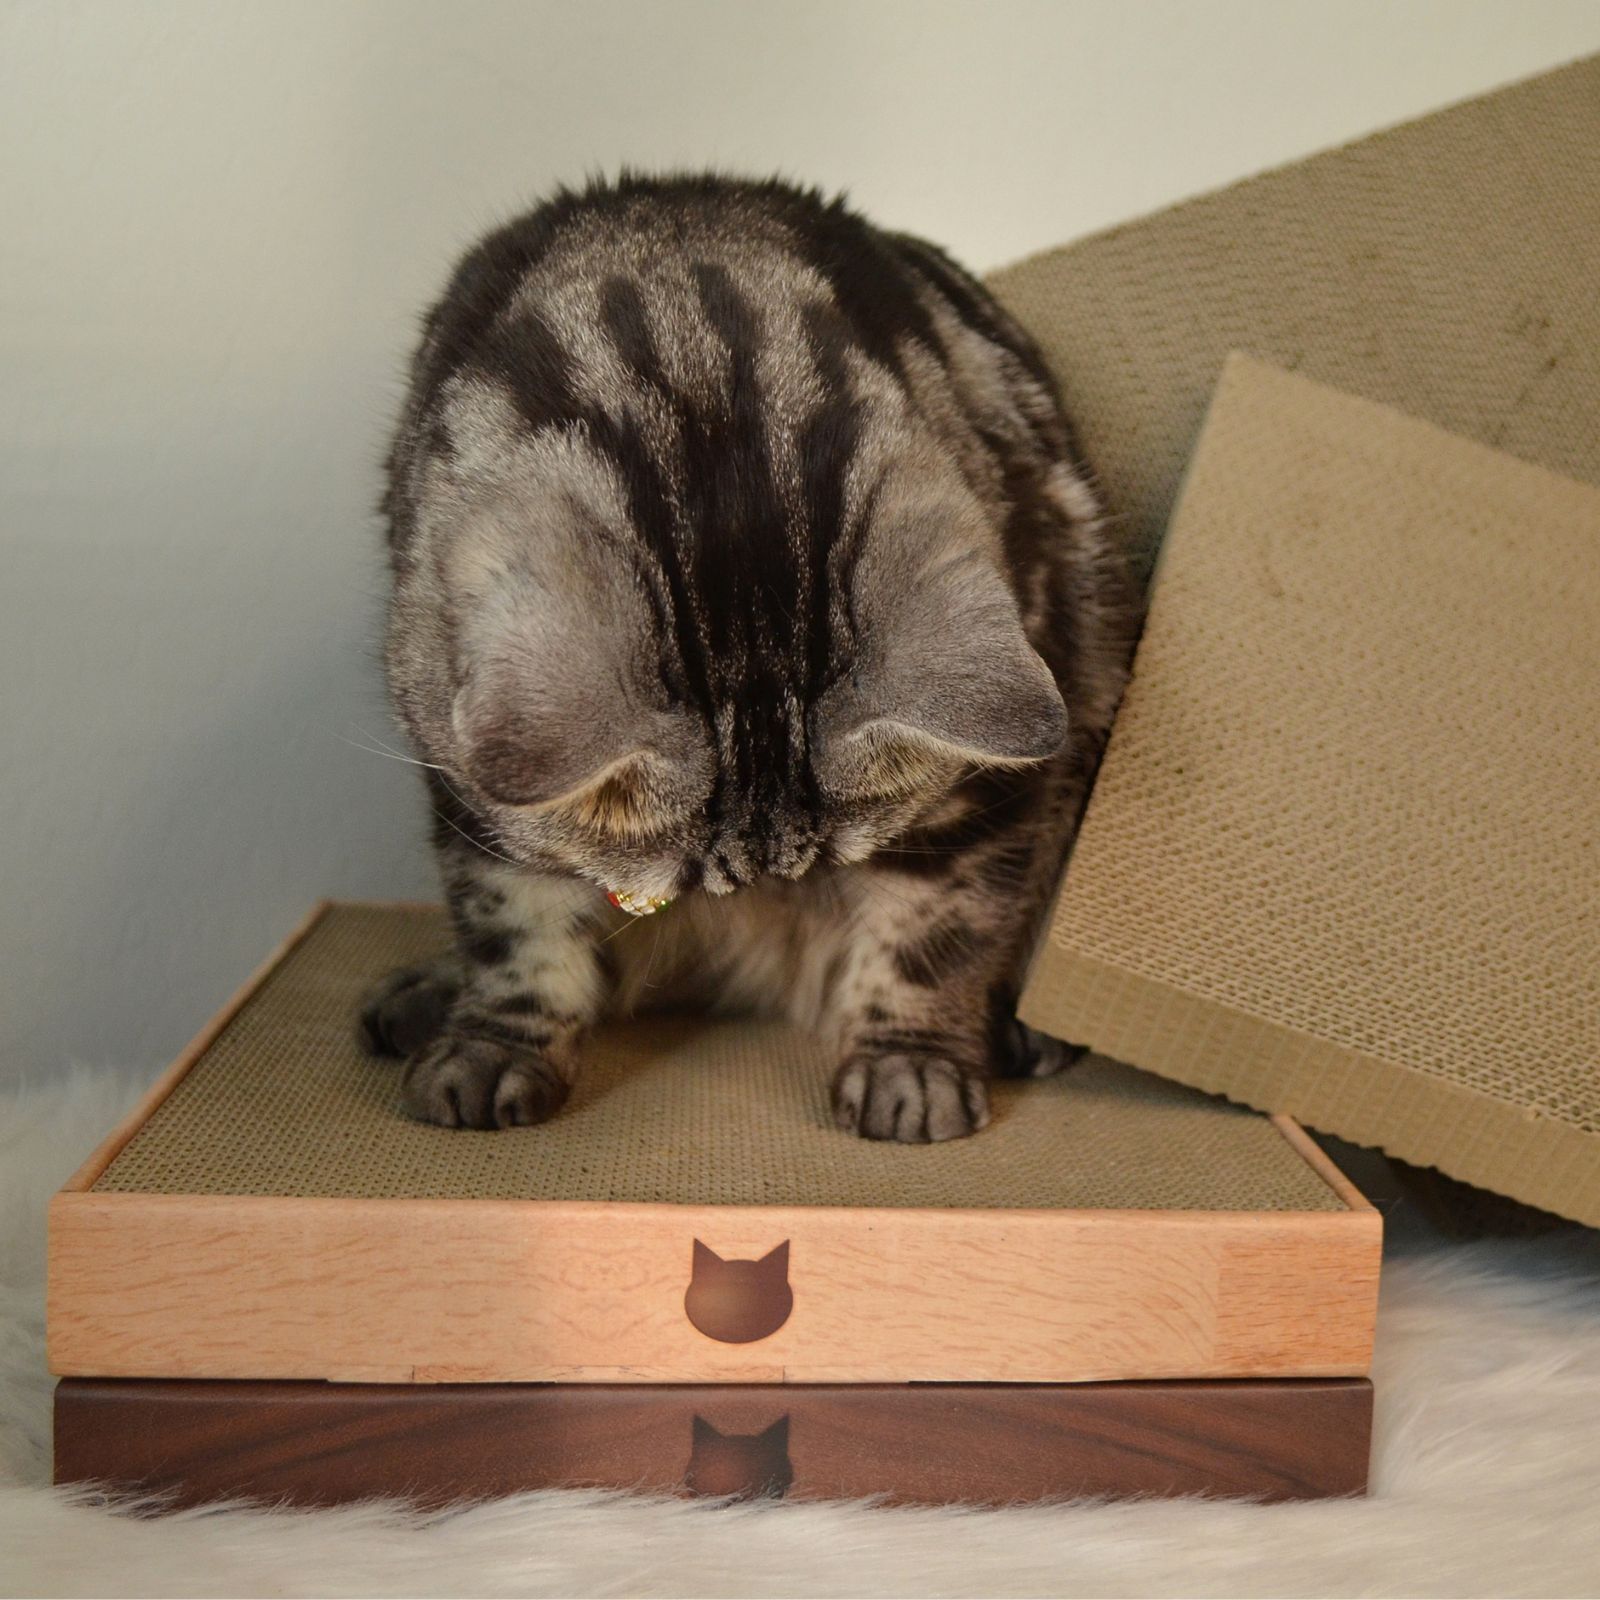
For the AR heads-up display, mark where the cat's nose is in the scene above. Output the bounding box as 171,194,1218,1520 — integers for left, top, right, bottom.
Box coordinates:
763,831,821,881
769,841,821,880
700,834,816,894
701,847,757,895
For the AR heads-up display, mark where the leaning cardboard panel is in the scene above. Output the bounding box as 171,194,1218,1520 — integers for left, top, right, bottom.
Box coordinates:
1021,355,1600,1226
48,903,1377,1385
987,54,1600,582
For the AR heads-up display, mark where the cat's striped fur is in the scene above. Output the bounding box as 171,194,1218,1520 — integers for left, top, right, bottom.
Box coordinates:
364,174,1135,1140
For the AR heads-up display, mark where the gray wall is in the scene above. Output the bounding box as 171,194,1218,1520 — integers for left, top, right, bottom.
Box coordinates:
4,0,1597,1087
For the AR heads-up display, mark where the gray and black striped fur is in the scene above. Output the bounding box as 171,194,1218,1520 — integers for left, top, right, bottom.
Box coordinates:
364,174,1135,1140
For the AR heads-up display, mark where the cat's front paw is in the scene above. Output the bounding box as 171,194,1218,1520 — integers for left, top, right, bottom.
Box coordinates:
830,1054,990,1143
401,1033,570,1130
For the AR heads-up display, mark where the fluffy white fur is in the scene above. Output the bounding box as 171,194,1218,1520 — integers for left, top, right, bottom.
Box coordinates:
3,1069,1598,1599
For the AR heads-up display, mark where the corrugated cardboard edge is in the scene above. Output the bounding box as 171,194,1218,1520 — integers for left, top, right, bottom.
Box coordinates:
1020,949,1600,1229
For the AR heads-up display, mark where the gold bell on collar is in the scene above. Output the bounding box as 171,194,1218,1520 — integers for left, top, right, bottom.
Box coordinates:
607,889,673,917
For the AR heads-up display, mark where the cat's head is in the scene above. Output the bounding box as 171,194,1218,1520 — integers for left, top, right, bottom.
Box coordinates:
384,223,1067,900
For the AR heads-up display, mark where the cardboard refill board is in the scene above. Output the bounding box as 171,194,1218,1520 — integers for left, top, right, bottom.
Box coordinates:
987,54,1600,583
1021,355,1599,1227
48,903,1378,1386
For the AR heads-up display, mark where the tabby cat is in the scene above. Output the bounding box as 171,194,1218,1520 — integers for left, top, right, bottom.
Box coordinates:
362,174,1134,1141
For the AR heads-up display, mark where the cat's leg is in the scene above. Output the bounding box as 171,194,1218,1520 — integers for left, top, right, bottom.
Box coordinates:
827,797,1072,1142
993,1014,1088,1079
398,853,611,1130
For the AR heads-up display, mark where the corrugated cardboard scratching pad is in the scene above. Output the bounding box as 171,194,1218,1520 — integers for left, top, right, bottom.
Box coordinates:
1021,354,1600,1227
97,903,1340,1212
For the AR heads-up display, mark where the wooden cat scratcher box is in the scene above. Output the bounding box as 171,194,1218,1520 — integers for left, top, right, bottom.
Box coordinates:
50,902,1378,1504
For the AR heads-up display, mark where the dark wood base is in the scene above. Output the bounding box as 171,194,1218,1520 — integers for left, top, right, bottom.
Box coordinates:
55,1377,1371,1507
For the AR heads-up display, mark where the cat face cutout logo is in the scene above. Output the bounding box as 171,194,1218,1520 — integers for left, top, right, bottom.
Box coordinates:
683,1240,793,1343
684,1415,793,1499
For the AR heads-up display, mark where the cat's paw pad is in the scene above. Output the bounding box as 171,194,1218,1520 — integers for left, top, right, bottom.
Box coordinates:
401,1033,570,1130
359,963,459,1058
830,1054,990,1143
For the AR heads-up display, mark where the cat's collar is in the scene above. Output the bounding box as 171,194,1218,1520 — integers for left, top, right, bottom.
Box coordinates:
607,889,673,917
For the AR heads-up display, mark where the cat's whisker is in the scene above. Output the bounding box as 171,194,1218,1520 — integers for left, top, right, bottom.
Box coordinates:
597,918,638,948
429,805,521,868
336,735,444,771
347,723,445,764
636,911,669,992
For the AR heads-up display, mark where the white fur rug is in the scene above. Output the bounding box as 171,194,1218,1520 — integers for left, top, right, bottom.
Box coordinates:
3,1070,1598,1599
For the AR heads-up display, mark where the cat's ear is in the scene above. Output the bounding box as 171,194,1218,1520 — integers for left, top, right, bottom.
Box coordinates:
445,493,707,821
454,678,699,830
451,602,707,828
818,552,1067,794
756,1241,789,1277
693,1239,724,1273
759,1416,790,1448
691,1415,722,1446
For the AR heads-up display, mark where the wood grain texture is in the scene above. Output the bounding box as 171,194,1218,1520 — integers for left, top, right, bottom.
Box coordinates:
54,1376,1372,1507
48,1191,1379,1384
